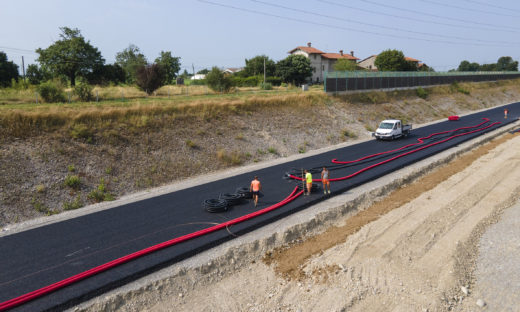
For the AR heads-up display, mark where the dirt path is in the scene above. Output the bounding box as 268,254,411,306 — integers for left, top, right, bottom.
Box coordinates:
141,132,520,312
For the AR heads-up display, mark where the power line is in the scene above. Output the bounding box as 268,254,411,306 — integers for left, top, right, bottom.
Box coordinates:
250,0,519,45
460,0,520,14
356,0,520,32
418,0,520,18
198,0,520,47
317,0,510,33
318,0,518,33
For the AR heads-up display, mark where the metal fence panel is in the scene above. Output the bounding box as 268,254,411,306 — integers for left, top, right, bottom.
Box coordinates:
324,71,520,93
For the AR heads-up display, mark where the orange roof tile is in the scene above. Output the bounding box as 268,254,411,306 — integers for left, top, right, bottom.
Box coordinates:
405,56,420,62
288,46,325,54
321,53,359,61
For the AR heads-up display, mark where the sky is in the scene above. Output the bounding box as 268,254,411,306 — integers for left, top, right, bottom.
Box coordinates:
1,0,520,73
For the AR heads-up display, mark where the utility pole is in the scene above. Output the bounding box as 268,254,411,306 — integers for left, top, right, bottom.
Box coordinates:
21,56,26,83
192,63,195,76
263,57,266,85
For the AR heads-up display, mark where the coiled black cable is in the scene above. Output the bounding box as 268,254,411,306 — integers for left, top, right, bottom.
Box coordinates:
219,193,244,206
203,198,228,213
235,187,252,199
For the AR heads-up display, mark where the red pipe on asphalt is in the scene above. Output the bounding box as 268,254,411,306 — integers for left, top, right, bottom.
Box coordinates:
0,118,501,311
290,118,500,183
0,188,302,311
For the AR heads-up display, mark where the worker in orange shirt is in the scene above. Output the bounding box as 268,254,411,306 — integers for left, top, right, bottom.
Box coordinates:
250,176,261,207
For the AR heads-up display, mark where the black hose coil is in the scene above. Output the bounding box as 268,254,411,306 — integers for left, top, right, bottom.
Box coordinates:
235,187,252,199
219,193,244,206
203,198,228,213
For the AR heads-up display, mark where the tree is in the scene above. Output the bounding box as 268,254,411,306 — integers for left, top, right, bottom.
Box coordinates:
374,50,412,71
276,54,313,85
496,56,518,71
0,51,19,87
135,63,165,95
244,55,276,77
479,63,496,71
26,64,44,85
197,68,210,75
36,27,103,86
155,51,181,84
457,60,480,72
86,63,125,85
206,67,233,93
115,44,147,83
334,59,357,71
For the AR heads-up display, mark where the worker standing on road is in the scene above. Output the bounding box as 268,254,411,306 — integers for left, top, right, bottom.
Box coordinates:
250,176,261,207
321,167,331,194
504,108,509,119
304,169,313,195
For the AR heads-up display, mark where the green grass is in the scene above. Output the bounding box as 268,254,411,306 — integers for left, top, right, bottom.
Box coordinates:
64,175,81,190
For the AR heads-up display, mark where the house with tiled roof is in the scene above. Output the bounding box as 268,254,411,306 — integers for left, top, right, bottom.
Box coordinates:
358,54,422,71
289,42,359,83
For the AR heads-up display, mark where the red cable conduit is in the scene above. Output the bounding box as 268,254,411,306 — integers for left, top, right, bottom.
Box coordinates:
0,188,302,311
290,118,500,183
0,118,501,310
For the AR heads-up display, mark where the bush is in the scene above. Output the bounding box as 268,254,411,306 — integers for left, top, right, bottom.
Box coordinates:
88,178,114,202
259,82,273,90
63,195,84,210
74,83,93,101
416,87,428,99
64,175,81,190
266,76,282,86
38,81,66,103
136,63,165,95
206,67,233,93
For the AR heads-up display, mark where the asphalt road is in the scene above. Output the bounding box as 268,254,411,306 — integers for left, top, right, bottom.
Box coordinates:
1,103,518,311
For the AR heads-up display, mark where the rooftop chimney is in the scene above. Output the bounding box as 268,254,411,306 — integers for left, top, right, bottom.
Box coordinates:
350,51,354,56
307,42,312,47
340,50,344,56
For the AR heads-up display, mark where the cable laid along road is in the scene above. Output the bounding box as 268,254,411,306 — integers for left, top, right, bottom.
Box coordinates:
0,103,518,311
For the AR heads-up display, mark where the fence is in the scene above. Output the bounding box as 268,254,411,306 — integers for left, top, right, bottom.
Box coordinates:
324,71,520,93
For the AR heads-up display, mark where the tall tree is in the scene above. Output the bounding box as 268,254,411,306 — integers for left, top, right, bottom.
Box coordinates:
334,59,357,71
496,56,518,71
244,55,276,77
155,51,181,84
115,44,147,83
457,60,480,72
36,27,104,86
26,64,43,85
374,50,413,71
276,54,312,85
0,51,19,87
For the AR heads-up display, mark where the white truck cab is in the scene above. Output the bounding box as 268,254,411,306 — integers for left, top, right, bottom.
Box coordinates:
373,119,412,140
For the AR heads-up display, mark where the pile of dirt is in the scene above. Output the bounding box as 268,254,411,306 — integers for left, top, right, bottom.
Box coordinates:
1,82,519,226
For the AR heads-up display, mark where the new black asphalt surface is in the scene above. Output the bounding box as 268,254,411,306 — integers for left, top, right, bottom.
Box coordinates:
1,103,519,311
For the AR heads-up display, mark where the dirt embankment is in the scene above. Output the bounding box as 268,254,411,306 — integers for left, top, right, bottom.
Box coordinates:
134,126,520,312
1,81,519,226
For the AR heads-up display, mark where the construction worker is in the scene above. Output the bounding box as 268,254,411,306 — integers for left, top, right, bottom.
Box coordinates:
304,169,313,195
250,176,261,207
321,167,330,194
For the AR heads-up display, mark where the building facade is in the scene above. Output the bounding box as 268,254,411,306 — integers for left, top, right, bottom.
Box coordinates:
288,42,359,83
